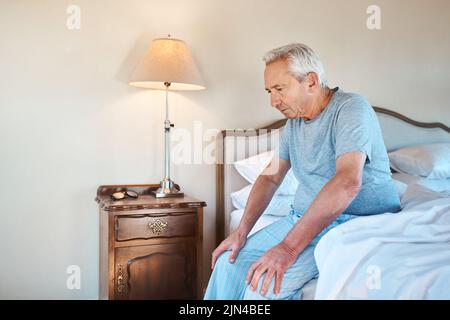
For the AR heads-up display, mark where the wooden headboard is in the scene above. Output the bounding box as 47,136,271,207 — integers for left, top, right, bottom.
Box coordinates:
215,106,450,245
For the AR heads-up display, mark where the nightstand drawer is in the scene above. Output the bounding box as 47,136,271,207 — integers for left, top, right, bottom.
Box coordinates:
115,213,196,241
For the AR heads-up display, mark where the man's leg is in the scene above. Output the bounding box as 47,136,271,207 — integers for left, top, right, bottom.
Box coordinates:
204,215,295,300
203,247,262,299
242,242,318,300
241,212,359,300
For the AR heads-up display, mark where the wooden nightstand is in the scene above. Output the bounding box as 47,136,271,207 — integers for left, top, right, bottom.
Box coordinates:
96,184,206,300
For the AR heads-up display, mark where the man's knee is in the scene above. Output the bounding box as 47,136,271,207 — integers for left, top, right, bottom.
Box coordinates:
215,251,231,268
214,250,241,275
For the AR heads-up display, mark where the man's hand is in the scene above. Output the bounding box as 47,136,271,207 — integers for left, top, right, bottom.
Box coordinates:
211,230,247,270
245,241,298,296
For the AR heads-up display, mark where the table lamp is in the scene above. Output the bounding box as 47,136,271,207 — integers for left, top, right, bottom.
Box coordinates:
129,35,205,197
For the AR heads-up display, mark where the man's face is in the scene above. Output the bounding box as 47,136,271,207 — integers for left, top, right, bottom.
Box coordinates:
264,59,312,119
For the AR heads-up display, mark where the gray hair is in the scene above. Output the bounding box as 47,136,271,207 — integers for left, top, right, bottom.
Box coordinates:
263,43,327,88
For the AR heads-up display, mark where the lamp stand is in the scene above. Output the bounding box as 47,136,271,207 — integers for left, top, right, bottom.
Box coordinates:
152,82,184,198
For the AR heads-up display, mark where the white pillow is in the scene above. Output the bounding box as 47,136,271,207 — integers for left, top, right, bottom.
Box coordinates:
393,172,450,193
231,184,293,216
388,143,450,179
414,177,450,193
233,150,299,195
233,150,274,183
231,184,252,209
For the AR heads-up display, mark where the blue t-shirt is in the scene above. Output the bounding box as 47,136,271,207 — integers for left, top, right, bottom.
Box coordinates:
278,87,400,216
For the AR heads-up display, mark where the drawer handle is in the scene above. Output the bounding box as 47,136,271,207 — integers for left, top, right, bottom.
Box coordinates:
148,219,168,235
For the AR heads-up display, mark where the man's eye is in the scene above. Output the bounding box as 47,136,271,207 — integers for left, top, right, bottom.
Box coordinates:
276,88,283,92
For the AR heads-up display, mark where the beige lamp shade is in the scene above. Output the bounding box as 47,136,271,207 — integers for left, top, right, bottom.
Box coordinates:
129,37,205,91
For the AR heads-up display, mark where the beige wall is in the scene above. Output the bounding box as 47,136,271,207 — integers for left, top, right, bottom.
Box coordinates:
0,0,449,299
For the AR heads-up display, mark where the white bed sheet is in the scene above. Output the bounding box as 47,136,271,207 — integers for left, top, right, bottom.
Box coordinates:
314,184,450,299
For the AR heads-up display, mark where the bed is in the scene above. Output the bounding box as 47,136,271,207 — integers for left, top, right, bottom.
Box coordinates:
215,106,450,300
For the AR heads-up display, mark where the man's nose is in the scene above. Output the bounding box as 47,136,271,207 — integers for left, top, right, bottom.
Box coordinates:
270,93,281,108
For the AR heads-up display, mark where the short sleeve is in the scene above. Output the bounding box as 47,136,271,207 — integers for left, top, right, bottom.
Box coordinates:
335,99,373,162
278,120,290,161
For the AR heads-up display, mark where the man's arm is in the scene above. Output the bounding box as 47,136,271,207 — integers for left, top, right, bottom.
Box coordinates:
211,156,291,268
237,156,291,237
282,151,366,255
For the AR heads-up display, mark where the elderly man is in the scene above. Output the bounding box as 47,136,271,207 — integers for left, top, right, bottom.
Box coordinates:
204,43,400,300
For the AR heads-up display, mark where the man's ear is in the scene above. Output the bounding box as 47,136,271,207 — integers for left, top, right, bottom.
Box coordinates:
306,72,320,90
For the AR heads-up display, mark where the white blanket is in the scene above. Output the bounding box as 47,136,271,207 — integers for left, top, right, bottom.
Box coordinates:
314,186,450,299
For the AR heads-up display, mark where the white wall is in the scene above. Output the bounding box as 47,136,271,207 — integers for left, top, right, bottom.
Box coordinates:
0,0,449,299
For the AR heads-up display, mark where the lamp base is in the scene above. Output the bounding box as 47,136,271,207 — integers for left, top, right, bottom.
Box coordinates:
152,178,184,198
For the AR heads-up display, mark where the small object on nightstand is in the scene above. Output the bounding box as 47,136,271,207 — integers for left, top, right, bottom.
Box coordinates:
96,184,206,300
110,190,139,201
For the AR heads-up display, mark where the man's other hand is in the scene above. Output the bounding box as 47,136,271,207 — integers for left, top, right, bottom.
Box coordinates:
245,242,297,296
211,230,247,270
